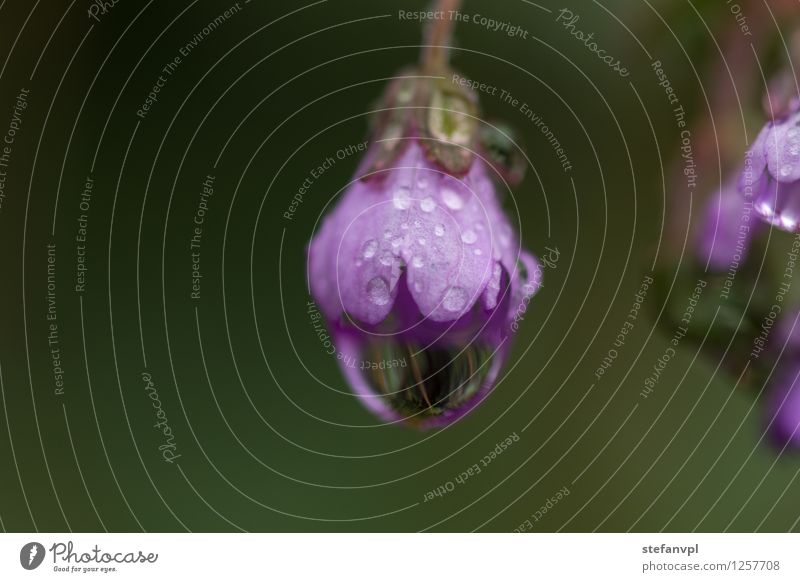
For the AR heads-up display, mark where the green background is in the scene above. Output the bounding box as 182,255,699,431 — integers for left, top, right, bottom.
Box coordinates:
0,0,798,532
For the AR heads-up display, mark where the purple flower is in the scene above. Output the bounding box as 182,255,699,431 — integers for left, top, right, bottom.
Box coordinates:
696,177,761,271
766,361,800,449
307,76,540,428
741,103,800,231
766,313,800,449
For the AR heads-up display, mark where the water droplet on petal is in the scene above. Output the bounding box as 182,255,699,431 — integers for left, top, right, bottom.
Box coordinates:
383,229,393,240
483,263,502,309
490,263,502,287
361,239,378,259
420,197,436,212
474,248,483,256
442,286,468,312
461,230,477,244
474,221,485,231
434,224,445,237
417,237,427,246
417,176,429,189
441,186,464,210
391,236,403,249
781,164,794,177
411,256,424,268
493,246,502,260
780,215,797,231
498,224,513,247
379,250,393,266
758,201,774,218
367,276,390,306
393,186,411,210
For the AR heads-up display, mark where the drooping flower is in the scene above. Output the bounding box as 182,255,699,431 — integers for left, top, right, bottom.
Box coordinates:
741,102,800,231
307,70,541,428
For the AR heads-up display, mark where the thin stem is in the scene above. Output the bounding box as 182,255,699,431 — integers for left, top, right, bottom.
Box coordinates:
420,0,463,73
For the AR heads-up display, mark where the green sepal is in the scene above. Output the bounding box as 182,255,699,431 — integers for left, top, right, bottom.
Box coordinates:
417,74,479,176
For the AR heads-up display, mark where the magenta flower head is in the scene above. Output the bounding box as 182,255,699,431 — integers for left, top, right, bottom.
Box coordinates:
741,100,800,231
766,312,800,450
307,20,540,428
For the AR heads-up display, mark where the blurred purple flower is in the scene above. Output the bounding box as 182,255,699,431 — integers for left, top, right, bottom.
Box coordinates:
696,177,761,271
308,94,540,427
741,103,800,232
766,361,800,449
767,313,800,450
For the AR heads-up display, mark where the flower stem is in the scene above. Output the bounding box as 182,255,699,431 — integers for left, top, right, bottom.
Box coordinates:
421,0,463,73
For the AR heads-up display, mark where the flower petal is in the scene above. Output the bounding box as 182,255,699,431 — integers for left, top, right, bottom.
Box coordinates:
697,179,760,270
311,142,523,325
766,111,800,183
740,123,770,192
767,358,800,449
753,177,800,232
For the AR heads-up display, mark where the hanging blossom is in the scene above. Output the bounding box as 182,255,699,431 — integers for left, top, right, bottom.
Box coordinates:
307,8,541,428
737,68,800,448
741,78,800,231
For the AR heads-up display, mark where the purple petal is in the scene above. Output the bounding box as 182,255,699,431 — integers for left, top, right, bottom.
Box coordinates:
753,176,800,232
767,358,800,449
696,179,760,270
309,142,529,325
765,111,800,183
739,123,770,193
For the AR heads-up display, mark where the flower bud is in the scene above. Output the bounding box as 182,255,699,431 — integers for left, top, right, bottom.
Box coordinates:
308,69,540,427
